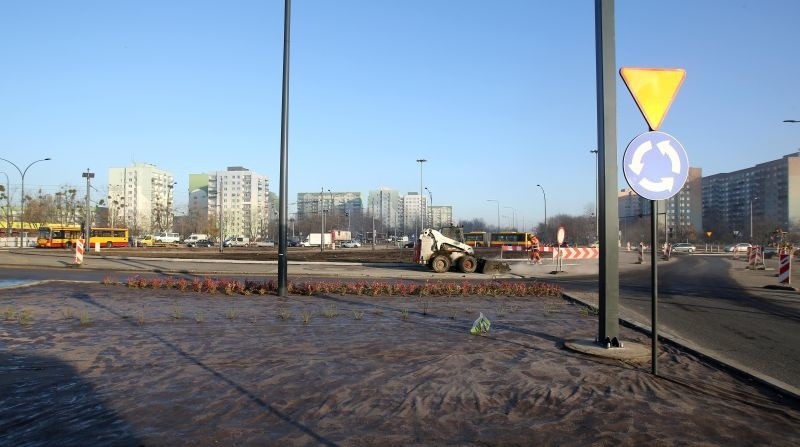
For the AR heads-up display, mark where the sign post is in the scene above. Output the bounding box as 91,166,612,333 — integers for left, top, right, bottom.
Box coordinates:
621,66,687,376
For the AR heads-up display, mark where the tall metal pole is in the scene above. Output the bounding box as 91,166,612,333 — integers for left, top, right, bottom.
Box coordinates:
416,159,426,234
651,199,658,374
0,157,51,247
595,0,620,346
536,184,547,238
277,0,292,296
82,169,95,255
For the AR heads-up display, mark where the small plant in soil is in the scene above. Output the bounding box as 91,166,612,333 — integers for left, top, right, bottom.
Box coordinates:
226,307,239,321
276,308,292,321
18,309,33,326
171,305,183,321
194,311,205,324
401,308,410,321
3,307,15,321
301,309,312,325
322,304,339,319
79,310,92,326
352,310,365,320
136,310,145,326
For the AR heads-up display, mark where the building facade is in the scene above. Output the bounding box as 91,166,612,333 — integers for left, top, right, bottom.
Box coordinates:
108,163,175,235
188,166,270,240
666,167,703,240
702,152,800,242
429,205,453,229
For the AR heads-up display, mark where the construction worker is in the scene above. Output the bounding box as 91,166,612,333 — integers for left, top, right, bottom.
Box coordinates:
529,234,541,264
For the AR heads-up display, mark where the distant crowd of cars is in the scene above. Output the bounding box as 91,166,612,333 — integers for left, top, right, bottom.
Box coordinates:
665,241,794,259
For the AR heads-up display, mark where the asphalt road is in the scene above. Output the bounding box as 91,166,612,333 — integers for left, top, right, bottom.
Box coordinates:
2,248,799,396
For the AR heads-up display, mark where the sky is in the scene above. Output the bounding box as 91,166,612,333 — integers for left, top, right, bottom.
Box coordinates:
1,0,798,232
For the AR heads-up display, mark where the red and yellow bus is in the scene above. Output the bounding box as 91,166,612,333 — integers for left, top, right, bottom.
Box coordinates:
489,231,533,249
37,226,129,249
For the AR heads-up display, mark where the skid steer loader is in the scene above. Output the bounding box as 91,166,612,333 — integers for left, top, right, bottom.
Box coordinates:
414,228,509,274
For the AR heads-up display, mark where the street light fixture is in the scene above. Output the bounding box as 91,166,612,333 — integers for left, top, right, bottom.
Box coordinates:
782,119,799,123
0,157,51,247
416,159,427,235
536,184,547,239
486,199,500,231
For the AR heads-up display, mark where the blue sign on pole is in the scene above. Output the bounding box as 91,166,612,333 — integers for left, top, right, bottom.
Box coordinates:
622,131,689,201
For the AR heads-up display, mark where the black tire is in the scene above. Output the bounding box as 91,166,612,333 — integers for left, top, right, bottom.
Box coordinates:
106,241,113,248
458,255,478,274
431,254,451,273
65,241,72,249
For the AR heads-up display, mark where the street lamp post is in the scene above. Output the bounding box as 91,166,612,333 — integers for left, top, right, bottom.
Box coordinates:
536,184,547,239
782,119,800,123
590,149,599,240
0,157,51,247
416,159,427,235
486,199,500,231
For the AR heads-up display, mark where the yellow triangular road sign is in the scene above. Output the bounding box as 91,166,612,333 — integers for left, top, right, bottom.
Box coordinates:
620,67,686,131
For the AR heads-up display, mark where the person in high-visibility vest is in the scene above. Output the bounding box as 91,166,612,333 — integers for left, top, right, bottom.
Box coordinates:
529,234,541,264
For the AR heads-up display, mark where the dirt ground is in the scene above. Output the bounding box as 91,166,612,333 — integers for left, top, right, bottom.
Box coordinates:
2,281,799,445
101,246,515,264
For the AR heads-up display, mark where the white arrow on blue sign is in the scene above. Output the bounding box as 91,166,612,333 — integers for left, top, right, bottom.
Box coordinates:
622,131,689,201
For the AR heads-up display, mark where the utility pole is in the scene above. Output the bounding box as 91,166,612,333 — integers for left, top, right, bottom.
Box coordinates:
82,169,95,256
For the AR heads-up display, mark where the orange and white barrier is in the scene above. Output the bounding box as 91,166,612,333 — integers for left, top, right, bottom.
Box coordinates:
75,239,84,265
501,245,527,252
540,247,600,259
778,250,791,284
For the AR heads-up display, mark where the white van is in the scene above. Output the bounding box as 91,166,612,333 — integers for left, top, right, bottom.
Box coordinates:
154,232,181,244
184,234,210,245
223,236,250,247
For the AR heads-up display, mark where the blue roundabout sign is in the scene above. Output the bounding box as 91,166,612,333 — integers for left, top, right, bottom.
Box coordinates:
622,131,689,201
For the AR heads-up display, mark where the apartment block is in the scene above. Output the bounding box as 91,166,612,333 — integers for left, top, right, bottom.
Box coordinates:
108,163,175,234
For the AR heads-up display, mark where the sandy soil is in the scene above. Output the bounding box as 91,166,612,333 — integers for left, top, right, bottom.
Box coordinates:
1,281,799,446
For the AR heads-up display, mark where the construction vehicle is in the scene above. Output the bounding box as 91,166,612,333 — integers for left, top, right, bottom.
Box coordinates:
415,227,509,274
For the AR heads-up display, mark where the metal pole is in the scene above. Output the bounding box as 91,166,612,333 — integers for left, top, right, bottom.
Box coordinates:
277,0,292,296
320,187,324,252
0,157,51,247
651,199,658,375
425,187,432,228
82,169,94,257
219,179,224,253
595,0,620,346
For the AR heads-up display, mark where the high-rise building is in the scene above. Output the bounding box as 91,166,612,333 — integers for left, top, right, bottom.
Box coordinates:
666,167,703,240
366,188,400,234
402,192,426,236
429,206,453,229
108,163,175,234
702,152,800,242
188,166,269,240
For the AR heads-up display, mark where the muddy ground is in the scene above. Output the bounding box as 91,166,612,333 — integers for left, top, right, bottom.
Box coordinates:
1,282,799,445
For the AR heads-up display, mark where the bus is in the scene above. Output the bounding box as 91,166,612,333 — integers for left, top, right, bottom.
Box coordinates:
36,225,82,248
490,231,533,249
464,231,491,247
36,226,129,249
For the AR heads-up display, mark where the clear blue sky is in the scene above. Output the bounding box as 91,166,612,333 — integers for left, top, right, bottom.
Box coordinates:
1,0,798,232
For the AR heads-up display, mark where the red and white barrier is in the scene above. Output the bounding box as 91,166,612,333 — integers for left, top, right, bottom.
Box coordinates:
501,245,527,252
75,239,84,265
778,250,791,284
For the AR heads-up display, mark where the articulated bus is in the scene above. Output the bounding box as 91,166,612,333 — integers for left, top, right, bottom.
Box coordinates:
37,226,129,249
464,231,491,247
490,231,533,249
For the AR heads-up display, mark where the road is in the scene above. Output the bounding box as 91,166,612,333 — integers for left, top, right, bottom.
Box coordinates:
1,248,799,395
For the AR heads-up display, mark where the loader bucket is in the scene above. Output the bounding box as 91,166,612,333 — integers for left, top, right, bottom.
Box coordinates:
477,258,510,274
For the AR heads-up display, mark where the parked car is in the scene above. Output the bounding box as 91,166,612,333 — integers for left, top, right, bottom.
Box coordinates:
724,242,752,253
254,239,275,247
671,242,696,254
341,240,361,248
187,239,213,248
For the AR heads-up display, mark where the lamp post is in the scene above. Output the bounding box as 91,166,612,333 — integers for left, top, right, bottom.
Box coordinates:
0,157,51,247
783,119,800,123
486,199,500,231
320,187,325,252
424,187,432,227
416,159,426,235
536,184,547,238
590,149,599,240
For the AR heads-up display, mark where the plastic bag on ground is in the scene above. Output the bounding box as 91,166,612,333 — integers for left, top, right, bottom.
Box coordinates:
470,312,491,335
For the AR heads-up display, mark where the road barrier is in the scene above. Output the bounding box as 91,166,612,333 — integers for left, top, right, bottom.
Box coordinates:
778,250,792,284
746,246,765,270
74,239,84,265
